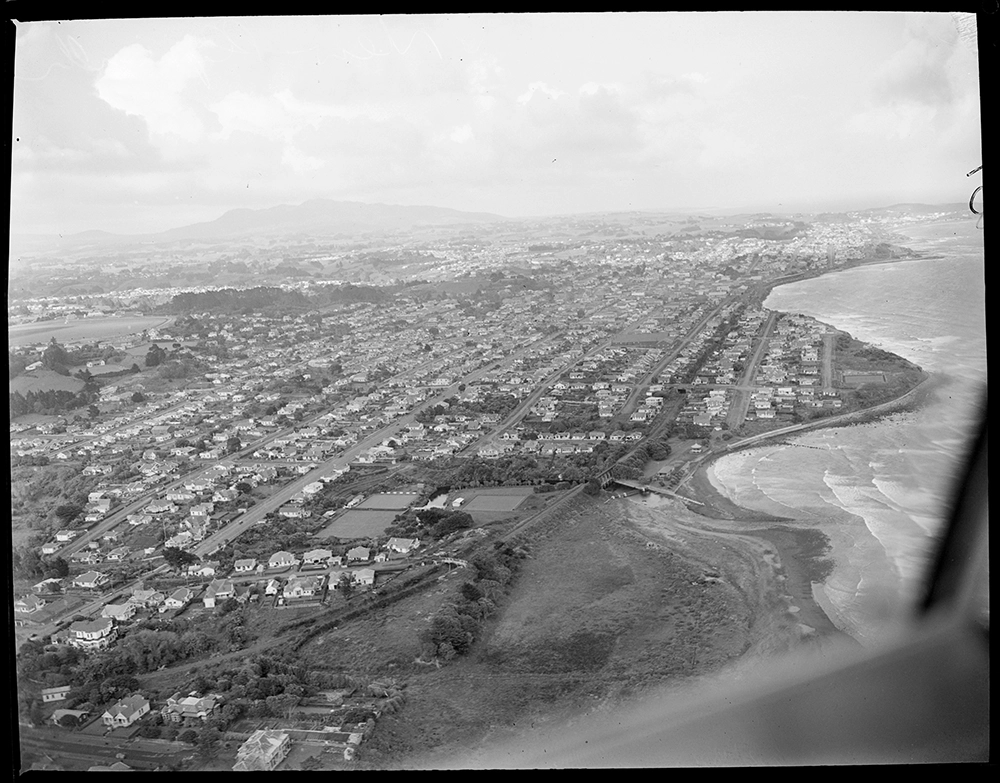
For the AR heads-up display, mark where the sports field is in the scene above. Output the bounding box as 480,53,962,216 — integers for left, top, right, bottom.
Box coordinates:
357,492,420,510
464,493,528,513
316,509,397,539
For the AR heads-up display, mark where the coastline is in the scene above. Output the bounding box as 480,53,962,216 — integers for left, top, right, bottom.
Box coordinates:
668,367,939,652
682,457,855,649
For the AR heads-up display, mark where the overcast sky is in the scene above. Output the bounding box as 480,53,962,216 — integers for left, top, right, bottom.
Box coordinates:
9,12,983,235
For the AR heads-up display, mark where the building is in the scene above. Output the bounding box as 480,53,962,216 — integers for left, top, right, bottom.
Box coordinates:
301,549,333,567
66,618,117,651
346,546,370,562
350,568,376,587
233,558,258,573
268,551,298,570
163,587,194,610
100,603,136,622
386,537,419,555
203,580,235,608
232,729,291,771
41,685,72,703
102,694,150,728
14,595,46,614
283,575,324,600
161,692,220,724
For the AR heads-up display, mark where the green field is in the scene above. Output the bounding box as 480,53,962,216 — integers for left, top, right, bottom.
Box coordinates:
357,493,420,510
9,370,85,395
317,510,397,539
463,494,527,513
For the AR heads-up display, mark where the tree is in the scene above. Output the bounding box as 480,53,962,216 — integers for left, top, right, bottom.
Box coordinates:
132,391,146,403
226,436,242,455
197,726,223,759
145,344,166,367
162,547,198,571
178,729,199,744
584,478,603,496
338,573,354,599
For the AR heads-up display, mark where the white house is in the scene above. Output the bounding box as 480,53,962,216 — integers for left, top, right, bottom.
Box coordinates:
346,546,370,562
102,694,150,728
301,549,332,567
42,685,72,703
268,551,298,570
233,558,258,573
386,537,419,555
14,595,46,614
163,587,194,610
72,571,110,590
101,603,136,622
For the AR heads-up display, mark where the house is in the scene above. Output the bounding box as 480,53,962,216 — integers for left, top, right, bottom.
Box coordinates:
54,530,79,543
350,568,376,587
66,618,117,651
187,563,217,579
162,692,220,724
33,578,63,596
72,571,110,590
346,546,370,562
163,587,194,610
105,546,130,562
102,694,150,728
42,685,72,703
14,595,46,614
284,575,324,600
386,537,419,555
127,588,165,610
101,603,136,622
268,551,298,570
263,579,281,596
202,580,235,608
232,729,291,772
301,549,333,567
40,542,61,556
165,531,194,550
233,558,258,573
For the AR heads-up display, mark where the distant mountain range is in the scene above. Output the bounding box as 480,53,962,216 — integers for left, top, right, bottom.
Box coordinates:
156,199,507,241
10,199,968,257
10,199,508,254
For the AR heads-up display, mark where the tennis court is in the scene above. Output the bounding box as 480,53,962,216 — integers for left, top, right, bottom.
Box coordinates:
316,510,397,539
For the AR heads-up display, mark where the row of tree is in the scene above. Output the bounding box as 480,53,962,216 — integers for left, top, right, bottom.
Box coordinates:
420,543,527,661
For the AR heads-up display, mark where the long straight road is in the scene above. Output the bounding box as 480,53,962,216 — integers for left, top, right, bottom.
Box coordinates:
727,310,778,430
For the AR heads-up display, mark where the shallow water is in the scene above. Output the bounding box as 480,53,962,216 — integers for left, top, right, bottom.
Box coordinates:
708,219,985,646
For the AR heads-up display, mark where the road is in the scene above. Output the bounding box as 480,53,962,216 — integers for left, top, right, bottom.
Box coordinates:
465,302,681,454
617,294,745,422
673,375,934,491
19,726,190,771
822,332,835,389
727,310,778,430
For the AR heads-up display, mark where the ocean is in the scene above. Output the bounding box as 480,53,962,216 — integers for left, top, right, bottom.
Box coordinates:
707,217,986,646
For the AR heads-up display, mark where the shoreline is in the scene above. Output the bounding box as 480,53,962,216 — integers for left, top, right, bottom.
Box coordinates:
665,348,940,652
682,463,856,648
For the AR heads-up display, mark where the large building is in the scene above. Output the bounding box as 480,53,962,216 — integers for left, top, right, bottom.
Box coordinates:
232,729,291,771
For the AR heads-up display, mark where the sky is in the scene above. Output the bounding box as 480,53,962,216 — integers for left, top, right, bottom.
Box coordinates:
8,12,984,235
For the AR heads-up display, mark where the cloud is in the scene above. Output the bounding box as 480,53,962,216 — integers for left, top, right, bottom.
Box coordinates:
450,124,474,143
517,81,566,104
95,36,211,145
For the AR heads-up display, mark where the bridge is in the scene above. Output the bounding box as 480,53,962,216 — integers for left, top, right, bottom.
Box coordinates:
610,478,704,505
